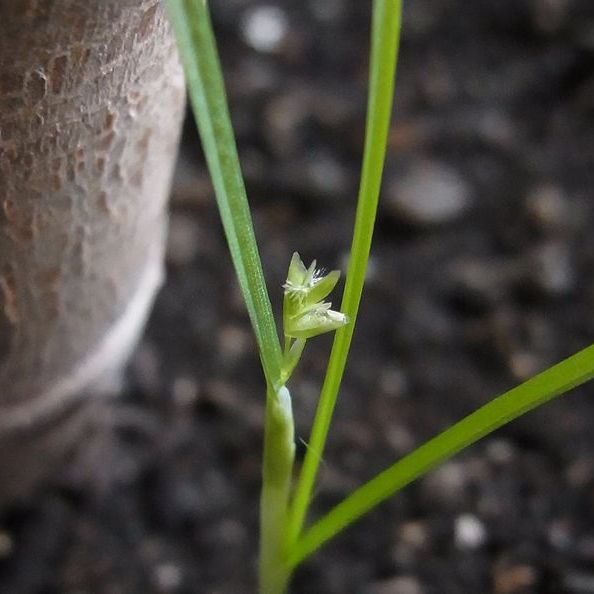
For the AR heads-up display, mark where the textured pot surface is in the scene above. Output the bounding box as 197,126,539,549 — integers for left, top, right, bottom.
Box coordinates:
0,0,185,504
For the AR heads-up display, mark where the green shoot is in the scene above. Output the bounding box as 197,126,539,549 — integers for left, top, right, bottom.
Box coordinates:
287,0,403,546
259,252,348,592
259,384,295,594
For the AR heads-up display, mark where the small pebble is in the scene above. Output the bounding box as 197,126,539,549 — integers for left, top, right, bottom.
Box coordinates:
485,439,515,464
476,109,516,147
494,565,538,594
379,365,408,399
525,184,569,233
446,257,509,313
509,350,542,381
566,458,594,487
563,572,594,593
387,161,471,226
368,576,424,594
154,563,183,591
385,424,415,455
531,0,570,32
405,0,440,37
0,531,13,558
264,91,310,156
400,296,456,344
454,513,487,549
215,518,247,545
548,519,573,551
217,324,251,363
421,461,468,507
228,57,279,98
576,536,594,562
172,376,199,408
529,241,574,296
305,150,349,197
154,474,205,525
399,521,429,550
308,0,346,23
240,6,288,53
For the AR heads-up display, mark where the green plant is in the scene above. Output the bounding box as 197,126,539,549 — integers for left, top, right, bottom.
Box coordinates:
167,1,594,593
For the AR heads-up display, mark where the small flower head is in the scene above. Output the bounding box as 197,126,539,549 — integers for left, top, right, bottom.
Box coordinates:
283,252,348,339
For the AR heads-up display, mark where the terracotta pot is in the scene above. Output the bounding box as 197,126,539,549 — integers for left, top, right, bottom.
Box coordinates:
0,0,185,504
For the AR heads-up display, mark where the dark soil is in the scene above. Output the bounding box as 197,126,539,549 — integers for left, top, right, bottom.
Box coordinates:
2,1,594,592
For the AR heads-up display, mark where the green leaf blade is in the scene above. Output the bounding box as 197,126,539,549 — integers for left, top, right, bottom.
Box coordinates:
287,0,403,547
167,0,282,387
289,343,594,567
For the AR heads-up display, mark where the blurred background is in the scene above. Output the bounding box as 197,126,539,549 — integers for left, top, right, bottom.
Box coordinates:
2,0,594,592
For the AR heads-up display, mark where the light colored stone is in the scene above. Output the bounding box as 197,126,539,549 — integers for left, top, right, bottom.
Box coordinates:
387,161,471,226
454,513,487,549
241,6,288,53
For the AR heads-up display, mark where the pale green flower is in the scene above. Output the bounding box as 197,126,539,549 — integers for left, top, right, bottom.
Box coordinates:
283,252,348,340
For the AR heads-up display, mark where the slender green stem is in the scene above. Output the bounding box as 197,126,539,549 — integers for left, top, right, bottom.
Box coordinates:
287,0,403,546
281,338,307,384
259,386,295,594
287,343,594,567
167,0,282,387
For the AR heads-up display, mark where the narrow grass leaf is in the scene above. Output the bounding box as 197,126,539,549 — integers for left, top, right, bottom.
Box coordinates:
167,0,282,386
288,0,403,545
289,343,594,567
